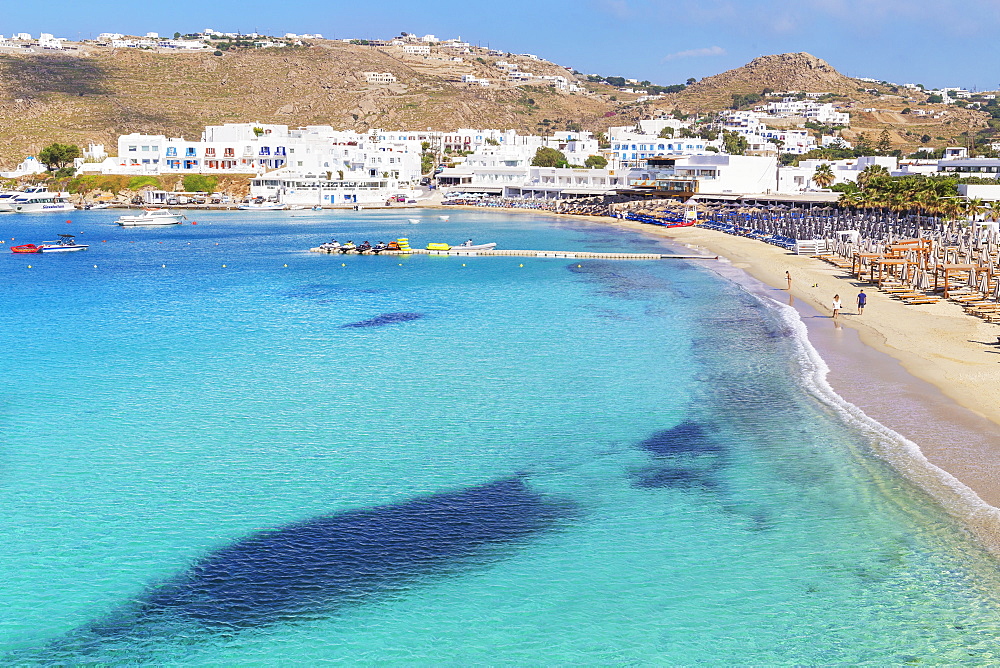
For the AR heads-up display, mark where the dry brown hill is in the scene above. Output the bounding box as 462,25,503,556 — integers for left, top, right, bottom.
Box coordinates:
0,46,990,166
0,42,616,167
666,52,864,111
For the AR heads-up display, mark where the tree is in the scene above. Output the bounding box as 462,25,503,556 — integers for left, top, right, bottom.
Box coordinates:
584,154,608,169
812,163,835,189
657,127,675,138
38,143,81,171
420,153,434,174
531,147,567,167
854,132,872,155
966,197,986,222
855,164,890,190
686,77,697,85
485,137,499,146
721,130,748,156
876,129,891,155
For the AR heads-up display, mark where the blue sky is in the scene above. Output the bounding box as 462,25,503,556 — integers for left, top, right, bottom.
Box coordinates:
8,0,1000,90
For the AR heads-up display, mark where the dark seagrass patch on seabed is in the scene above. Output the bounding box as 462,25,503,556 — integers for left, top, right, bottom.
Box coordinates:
630,421,727,491
340,312,425,328
52,477,577,653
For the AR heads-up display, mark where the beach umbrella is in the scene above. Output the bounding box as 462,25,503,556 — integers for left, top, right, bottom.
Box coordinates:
979,272,991,296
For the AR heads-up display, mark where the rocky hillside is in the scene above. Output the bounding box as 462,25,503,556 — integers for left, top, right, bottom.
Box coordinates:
0,42,617,167
664,52,866,111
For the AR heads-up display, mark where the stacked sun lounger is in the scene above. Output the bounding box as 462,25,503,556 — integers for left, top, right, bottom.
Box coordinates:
694,222,796,250
623,212,691,228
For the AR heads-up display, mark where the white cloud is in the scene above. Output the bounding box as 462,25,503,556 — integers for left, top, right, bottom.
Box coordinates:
662,45,727,61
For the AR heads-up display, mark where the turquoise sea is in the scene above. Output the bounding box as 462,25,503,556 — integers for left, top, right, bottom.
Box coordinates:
3,209,1000,664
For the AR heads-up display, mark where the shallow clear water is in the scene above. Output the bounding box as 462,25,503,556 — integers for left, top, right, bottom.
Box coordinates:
3,209,1000,664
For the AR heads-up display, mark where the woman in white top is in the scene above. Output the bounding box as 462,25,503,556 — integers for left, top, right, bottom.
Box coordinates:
831,294,842,318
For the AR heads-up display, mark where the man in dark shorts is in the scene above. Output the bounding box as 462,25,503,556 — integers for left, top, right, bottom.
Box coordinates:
857,289,867,314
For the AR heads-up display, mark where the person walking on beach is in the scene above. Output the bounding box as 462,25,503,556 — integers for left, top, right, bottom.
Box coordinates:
832,294,842,319
857,289,867,315
786,271,792,290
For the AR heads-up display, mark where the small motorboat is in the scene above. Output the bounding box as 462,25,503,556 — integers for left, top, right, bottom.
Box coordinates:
38,234,88,252
408,218,420,224
438,215,450,221
116,209,186,226
450,240,497,251
10,243,41,254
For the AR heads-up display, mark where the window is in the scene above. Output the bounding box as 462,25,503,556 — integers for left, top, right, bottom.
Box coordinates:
205,148,216,157
165,147,177,156
185,147,196,157
128,145,137,152
141,146,149,151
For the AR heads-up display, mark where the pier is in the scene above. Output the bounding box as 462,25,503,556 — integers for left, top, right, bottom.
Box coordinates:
308,247,717,260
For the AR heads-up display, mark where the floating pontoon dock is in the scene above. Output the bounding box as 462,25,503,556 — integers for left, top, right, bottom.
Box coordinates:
308,247,717,260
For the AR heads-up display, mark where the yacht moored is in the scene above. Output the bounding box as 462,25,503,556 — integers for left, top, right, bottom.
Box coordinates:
11,188,75,213
115,209,187,226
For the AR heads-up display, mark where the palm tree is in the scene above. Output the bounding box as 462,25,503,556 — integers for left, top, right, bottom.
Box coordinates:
812,163,835,189
838,191,861,210
855,164,890,191
986,200,1000,222
965,197,986,223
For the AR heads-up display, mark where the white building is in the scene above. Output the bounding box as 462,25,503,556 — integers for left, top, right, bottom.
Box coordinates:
249,168,418,205
630,155,779,195
96,123,422,186
364,72,397,85
0,155,47,178
402,44,430,56
608,134,716,169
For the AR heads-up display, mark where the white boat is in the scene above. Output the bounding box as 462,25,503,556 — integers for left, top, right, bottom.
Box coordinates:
115,209,187,226
408,218,420,224
87,203,112,210
38,234,88,252
239,202,285,211
0,189,23,213
11,188,75,213
438,215,450,221
450,240,497,251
